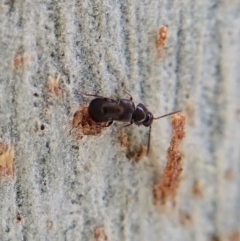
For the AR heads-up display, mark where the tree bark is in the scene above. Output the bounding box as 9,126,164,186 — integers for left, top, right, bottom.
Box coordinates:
0,0,240,240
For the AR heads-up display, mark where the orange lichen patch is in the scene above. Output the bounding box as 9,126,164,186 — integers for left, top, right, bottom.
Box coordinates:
94,227,108,241
0,142,14,179
224,169,235,180
72,109,84,130
229,232,240,241
120,133,129,148
186,103,195,126
192,180,203,199
131,144,147,163
153,113,186,204
119,132,147,162
13,55,24,69
48,74,62,97
156,25,168,58
0,142,8,154
71,107,108,138
210,235,222,241
13,53,32,69
16,213,23,224
179,210,192,227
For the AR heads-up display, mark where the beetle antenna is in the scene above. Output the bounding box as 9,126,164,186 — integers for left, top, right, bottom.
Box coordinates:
147,125,152,155
153,110,181,120
79,91,106,99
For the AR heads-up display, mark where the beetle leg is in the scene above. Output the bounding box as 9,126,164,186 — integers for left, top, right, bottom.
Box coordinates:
123,90,133,101
75,90,107,99
81,93,106,98
105,120,113,127
117,122,133,133
81,92,118,103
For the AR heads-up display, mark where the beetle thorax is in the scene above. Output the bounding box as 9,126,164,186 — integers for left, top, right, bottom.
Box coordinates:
133,103,153,126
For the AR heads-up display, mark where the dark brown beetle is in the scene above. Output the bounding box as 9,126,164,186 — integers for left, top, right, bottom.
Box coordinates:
84,91,181,154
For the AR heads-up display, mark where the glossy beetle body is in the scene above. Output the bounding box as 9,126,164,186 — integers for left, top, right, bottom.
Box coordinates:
88,98,135,123
88,98,154,126
85,92,180,154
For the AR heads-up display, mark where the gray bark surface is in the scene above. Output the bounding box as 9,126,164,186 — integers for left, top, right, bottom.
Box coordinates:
0,0,240,241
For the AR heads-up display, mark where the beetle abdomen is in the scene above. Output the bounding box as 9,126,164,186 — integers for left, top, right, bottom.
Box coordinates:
88,98,119,122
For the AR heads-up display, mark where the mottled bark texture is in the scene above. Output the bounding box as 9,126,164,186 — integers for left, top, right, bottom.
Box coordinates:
0,0,240,241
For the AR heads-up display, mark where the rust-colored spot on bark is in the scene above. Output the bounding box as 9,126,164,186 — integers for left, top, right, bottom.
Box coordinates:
153,113,186,205
132,144,147,162
179,210,192,227
210,235,222,241
16,213,23,223
94,227,108,241
156,25,168,58
71,107,108,138
127,144,147,163
0,142,14,179
119,133,147,162
13,55,24,69
48,74,62,97
224,169,235,180
229,232,240,241
120,133,129,148
13,53,32,69
192,180,204,199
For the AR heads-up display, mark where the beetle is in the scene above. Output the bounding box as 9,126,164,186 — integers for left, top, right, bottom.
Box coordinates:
83,91,181,155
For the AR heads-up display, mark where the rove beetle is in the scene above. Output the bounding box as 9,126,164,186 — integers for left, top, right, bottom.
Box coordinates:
84,91,181,155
